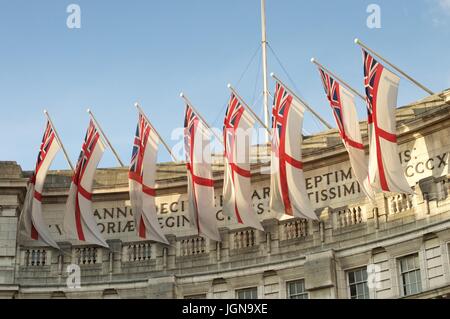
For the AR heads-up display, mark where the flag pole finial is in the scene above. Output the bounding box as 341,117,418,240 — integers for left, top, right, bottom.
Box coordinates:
179,92,184,98
269,72,274,78
310,57,316,63
354,38,360,44
227,83,231,89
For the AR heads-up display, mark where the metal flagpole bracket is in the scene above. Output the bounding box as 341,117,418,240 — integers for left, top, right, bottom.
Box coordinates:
87,108,125,167
179,92,224,146
270,73,333,129
310,57,366,101
354,38,435,96
134,102,179,162
43,109,75,171
227,83,272,136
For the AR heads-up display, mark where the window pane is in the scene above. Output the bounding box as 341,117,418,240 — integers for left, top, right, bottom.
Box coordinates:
362,270,368,281
399,254,421,296
350,285,357,298
184,294,206,299
347,267,369,299
288,282,297,295
414,271,422,292
355,270,362,282
237,287,257,299
403,283,410,296
298,280,305,291
400,258,407,271
357,283,367,298
348,272,355,284
287,280,307,299
413,255,419,268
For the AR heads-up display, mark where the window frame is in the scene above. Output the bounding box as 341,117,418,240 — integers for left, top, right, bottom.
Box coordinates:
346,266,370,299
397,252,423,297
184,294,207,299
235,286,258,299
286,279,308,299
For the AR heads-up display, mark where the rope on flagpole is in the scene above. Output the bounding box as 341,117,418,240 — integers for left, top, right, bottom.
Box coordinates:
270,73,334,130
134,103,180,163
179,92,225,147
227,84,272,136
354,38,435,96
267,43,322,132
211,45,261,128
43,110,75,171
87,109,125,167
310,58,366,102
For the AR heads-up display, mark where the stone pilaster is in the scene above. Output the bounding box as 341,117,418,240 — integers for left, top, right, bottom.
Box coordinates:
304,250,337,298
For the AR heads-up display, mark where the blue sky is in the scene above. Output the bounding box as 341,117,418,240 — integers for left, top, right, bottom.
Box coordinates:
1,0,449,170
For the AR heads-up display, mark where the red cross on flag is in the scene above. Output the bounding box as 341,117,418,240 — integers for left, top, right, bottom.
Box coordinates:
19,120,60,248
317,67,375,202
64,120,109,248
184,104,221,241
128,111,169,244
222,93,263,231
363,50,413,194
270,81,318,220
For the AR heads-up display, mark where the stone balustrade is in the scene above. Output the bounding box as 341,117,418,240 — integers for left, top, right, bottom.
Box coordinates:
123,242,151,262
280,218,308,240
179,237,206,256
74,246,99,265
335,205,364,228
23,249,48,266
388,193,414,214
232,229,256,250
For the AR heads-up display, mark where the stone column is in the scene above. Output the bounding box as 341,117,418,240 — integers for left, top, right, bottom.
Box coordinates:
0,162,27,298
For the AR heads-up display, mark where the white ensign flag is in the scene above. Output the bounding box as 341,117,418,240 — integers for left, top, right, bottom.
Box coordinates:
184,104,221,241
129,111,169,244
363,50,413,194
19,121,60,248
64,120,109,248
318,67,375,201
270,81,318,221
222,93,263,231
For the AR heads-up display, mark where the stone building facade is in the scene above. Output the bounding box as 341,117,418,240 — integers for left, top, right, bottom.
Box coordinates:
1,91,450,299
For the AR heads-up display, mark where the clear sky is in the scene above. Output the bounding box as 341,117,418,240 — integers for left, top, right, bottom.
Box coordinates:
1,0,449,171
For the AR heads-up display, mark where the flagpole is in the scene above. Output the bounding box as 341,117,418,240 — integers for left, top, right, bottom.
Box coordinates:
87,109,125,167
43,110,75,171
354,38,435,96
270,73,333,129
134,103,179,162
179,92,224,146
227,84,272,135
260,0,270,143
310,58,366,101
